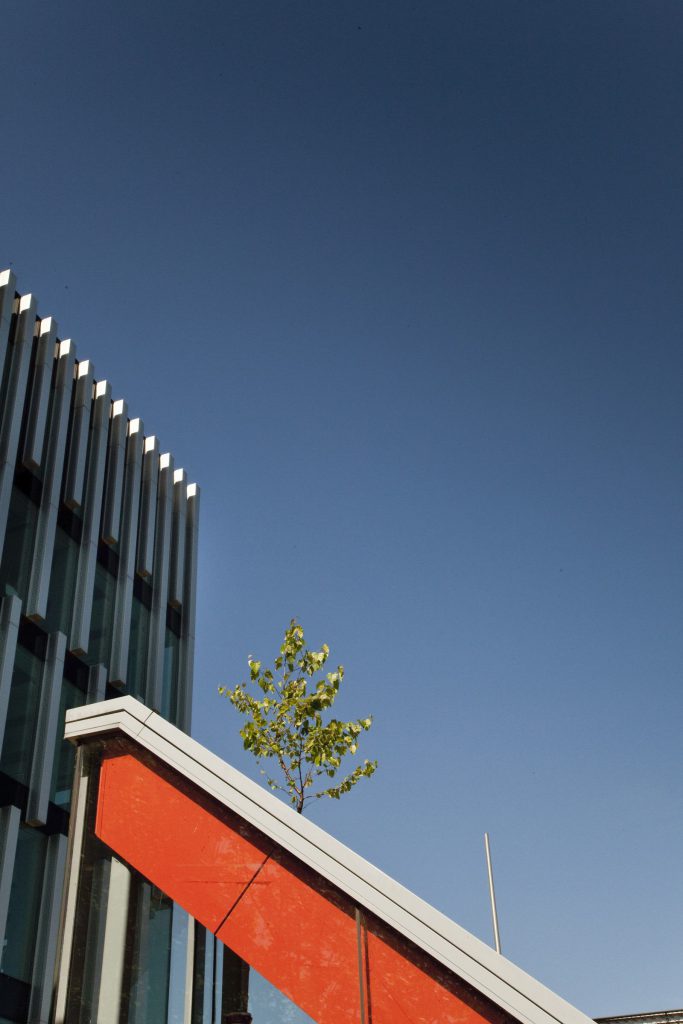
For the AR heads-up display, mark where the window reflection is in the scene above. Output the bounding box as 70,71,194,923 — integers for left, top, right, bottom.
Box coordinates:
86,561,116,668
127,882,173,1024
127,597,150,700
44,524,79,639
0,485,38,602
1,826,46,983
161,626,179,724
247,962,317,1024
50,678,84,810
0,643,43,786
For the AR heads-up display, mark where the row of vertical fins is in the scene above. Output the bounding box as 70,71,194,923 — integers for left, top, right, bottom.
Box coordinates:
0,270,199,727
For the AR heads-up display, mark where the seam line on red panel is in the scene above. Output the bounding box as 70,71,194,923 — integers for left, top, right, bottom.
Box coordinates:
213,852,273,935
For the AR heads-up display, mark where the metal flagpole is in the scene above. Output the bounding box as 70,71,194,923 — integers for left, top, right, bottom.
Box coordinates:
484,832,502,954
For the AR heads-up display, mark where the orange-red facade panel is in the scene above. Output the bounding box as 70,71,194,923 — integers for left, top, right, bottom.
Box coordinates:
95,749,513,1024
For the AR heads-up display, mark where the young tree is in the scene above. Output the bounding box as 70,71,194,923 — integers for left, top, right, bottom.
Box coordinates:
219,619,377,813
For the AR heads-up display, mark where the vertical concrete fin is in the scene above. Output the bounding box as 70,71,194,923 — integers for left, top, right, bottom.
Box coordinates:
0,293,37,556
146,452,174,710
69,380,112,655
25,341,76,622
101,399,128,546
0,594,22,754
168,468,187,609
109,418,144,686
26,631,67,827
87,664,107,704
63,359,94,511
178,483,200,732
136,435,159,579
0,804,20,972
22,316,57,472
28,832,68,1024
95,858,132,1023
0,268,17,371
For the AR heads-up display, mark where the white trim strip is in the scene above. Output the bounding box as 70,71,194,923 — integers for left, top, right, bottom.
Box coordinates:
95,856,131,1023
53,747,91,1024
66,697,594,1024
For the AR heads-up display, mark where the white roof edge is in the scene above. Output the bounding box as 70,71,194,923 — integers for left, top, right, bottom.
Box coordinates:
65,697,592,1024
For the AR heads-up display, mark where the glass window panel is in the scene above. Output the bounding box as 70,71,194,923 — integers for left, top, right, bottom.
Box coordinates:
1,825,46,983
127,883,173,1024
161,626,179,723
0,485,38,602
246,962,317,1024
50,677,84,810
0,643,43,786
127,596,150,702
44,524,79,639
85,561,116,668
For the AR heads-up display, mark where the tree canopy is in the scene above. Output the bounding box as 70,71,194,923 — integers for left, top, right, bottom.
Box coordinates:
219,620,377,813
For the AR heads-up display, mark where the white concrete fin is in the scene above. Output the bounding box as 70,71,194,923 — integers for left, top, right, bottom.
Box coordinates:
109,417,145,686
63,358,93,510
26,342,76,621
136,435,159,579
101,399,128,546
69,381,112,655
87,664,108,704
146,452,174,709
0,594,22,755
95,858,132,1022
0,295,41,596
0,804,20,970
22,317,57,472
27,631,67,826
28,832,68,1023
178,483,200,732
0,269,17,381
168,468,187,609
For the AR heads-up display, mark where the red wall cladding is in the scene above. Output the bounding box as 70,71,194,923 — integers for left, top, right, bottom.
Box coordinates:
96,750,513,1024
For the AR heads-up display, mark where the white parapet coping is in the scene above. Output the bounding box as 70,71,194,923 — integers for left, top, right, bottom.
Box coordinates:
66,696,593,1024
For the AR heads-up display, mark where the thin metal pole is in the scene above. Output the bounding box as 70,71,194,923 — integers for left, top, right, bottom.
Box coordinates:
484,832,502,954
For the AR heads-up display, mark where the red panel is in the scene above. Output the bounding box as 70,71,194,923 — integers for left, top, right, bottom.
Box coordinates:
96,753,272,932
217,850,361,1024
366,920,511,1024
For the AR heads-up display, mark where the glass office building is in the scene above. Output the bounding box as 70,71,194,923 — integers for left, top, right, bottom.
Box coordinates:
0,271,201,1022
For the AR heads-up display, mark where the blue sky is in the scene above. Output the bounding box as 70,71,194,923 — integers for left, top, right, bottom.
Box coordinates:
2,1,682,1015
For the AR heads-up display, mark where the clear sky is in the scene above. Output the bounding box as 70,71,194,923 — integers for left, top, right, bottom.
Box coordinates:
2,1,682,1016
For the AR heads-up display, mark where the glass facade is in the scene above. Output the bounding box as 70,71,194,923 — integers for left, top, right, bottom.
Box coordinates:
0,273,200,1024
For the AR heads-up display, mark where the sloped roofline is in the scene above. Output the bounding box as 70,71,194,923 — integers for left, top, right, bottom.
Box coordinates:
66,696,593,1024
